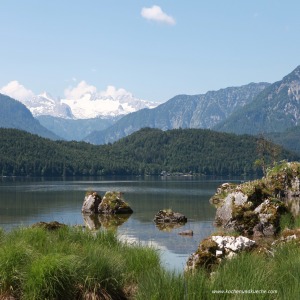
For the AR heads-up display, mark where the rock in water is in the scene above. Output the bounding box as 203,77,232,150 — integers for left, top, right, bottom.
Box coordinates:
98,191,133,214
153,209,187,224
81,191,102,214
178,230,193,236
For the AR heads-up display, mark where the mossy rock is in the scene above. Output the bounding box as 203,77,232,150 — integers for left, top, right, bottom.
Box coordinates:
98,191,133,214
186,238,219,271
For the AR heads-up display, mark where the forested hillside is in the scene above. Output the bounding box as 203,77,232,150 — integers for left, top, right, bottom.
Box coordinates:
267,126,300,155
0,128,298,177
0,93,59,140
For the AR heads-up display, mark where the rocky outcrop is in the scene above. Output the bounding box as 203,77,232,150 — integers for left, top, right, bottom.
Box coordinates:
185,162,300,273
81,192,102,214
153,209,187,224
186,235,256,272
209,162,300,236
98,191,133,214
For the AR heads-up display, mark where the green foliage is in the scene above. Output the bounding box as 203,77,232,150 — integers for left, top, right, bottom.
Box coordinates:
1,127,298,177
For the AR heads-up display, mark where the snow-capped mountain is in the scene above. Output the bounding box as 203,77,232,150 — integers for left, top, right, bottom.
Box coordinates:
17,90,158,119
22,92,74,118
60,92,158,119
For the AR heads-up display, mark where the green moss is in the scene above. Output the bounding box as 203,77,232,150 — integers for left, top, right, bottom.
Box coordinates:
194,238,219,271
231,204,259,235
199,239,218,253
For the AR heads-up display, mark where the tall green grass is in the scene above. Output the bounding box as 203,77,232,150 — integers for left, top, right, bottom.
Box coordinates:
1,225,300,299
0,226,160,299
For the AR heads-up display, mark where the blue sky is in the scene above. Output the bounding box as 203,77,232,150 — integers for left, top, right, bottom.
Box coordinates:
0,0,299,103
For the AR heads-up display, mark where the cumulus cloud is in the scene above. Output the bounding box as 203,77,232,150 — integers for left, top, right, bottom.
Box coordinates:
0,80,35,101
99,85,133,99
64,81,135,100
64,80,97,99
141,5,176,25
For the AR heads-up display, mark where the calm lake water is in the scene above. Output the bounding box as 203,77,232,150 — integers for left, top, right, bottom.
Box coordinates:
0,176,240,272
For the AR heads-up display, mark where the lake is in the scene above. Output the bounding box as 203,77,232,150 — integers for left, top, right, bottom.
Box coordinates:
0,176,238,272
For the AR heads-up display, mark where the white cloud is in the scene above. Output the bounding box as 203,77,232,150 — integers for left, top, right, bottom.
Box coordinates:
0,80,35,101
64,80,97,99
99,85,133,99
141,5,176,25
64,81,135,100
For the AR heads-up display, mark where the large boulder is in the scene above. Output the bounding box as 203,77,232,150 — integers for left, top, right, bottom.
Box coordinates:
98,191,133,214
209,162,300,236
81,191,102,214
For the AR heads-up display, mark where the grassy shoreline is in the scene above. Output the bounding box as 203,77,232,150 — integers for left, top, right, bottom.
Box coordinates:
0,224,299,299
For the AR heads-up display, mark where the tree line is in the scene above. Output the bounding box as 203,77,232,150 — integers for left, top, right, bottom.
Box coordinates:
0,127,298,177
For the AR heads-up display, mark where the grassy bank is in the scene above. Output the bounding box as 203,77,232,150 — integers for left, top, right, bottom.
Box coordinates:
0,225,299,300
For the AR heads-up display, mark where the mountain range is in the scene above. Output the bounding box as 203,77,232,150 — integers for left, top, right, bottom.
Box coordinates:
1,65,300,155
84,82,270,144
214,65,300,134
84,66,300,146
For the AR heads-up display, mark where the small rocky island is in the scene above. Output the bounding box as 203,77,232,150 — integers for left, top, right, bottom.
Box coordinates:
82,191,133,215
153,209,188,232
186,161,300,271
153,209,187,224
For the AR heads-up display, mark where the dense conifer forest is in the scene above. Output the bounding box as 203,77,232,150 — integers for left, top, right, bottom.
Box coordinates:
0,127,298,177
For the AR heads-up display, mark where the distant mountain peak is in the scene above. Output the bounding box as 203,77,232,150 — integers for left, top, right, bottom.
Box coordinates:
14,88,158,119
282,65,300,83
39,92,57,101
214,65,300,135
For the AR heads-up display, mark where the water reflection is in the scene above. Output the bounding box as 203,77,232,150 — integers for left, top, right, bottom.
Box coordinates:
82,213,132,230
155,222,186,232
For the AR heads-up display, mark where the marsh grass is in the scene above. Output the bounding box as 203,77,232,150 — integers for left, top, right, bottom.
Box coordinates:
271,242,300,300
0,241,33,297
210,253,274,300
0,226,162,299
1,225,300,299
24,253,79,300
